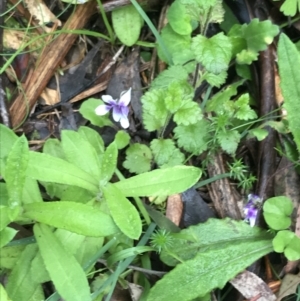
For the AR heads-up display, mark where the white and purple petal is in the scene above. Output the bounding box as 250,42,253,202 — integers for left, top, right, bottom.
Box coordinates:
95,104,112,116
102,95,116,104
120,105,129,117
119,88,131,106
112,106,122,122
120,116,129,128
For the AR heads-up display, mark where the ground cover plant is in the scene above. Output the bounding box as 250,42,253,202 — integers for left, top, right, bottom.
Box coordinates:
0,0,300,300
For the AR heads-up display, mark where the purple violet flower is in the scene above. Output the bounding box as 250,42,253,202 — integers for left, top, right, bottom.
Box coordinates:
95,88,131,129
243,194,263,227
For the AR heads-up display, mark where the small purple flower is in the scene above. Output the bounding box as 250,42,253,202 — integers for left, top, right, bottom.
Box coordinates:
95,88,131,129
243,194,263,227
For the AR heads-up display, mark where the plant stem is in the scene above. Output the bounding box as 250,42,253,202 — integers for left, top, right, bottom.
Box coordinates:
194,173,231,189
96,0,114,43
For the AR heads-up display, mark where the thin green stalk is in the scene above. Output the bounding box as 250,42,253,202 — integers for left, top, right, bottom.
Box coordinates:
91,222,156,301
130,0,172,65
193,173,231,189
96,0,114,43
115,168,151,225
158,113,172,138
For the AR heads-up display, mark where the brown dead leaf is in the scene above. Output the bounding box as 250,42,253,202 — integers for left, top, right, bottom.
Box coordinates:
24,0,62,28
3,29,30,50
40,87,59,105
230,270,276,301
166,194,183,226
128,283,143,301
276,272,300,301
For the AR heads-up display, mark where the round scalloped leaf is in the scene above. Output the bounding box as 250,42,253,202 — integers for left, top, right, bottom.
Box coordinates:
263,196,294,230
112,5,143,46
167,1,192,35
273,230,300,261
272,230,294,253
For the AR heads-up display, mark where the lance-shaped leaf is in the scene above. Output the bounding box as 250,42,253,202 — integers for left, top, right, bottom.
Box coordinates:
103,184,142,240
4,135,28,208
23,202,118,237
26,152,98,193
5,244,43,301
34,223,91,301
278,33,300,151
61,130,101,179
148,236,273,301
114,166,201,197
99,142,118,184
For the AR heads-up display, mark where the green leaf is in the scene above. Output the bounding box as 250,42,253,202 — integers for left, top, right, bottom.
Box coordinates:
141,89,169,132
43,138,65,159
242,19,279,52
31,228,89,283
150,139,184,167
174,119,210,155
114,130,130,149
26,152,98,193
79,98,113,128
61,130,101,179
23,201,118,237
151,66,189,89
173,49,196,73
192,32,232,73
43,139,93,203
273,230,294,253
123,143,152,174
278,33,300,152
206,80,243,113
202,70,228,88
180,0,224,25
236,49,258,64
6,244,43,301
0,227,17,248
78,126,104,154
263,196,294,230
284,235,300,260
114,166,201,197
164,82,186,113
174,99,202,125
158,24,192,63
0,125,18,174
148,231,272,300
112,5,143,46
161,219,272,266
99,141,118,184
217,129,241,155
22,177,43,205
273,230,300,261
280,0,300,16
248,128,268,141
4,135,28,207
103,184,142,240
234,93,257,120
0,284,12,301
167,0,192,35
75,236,104,267
0,183,8,206
34,223,91,301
